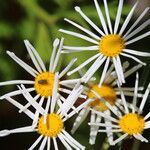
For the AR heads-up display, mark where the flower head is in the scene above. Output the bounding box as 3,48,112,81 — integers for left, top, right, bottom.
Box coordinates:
0,83,90,149
0,38,85,112
60,0,150,85
89,78,150,145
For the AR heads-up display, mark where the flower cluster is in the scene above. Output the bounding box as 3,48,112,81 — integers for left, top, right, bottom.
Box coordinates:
0,0,150,149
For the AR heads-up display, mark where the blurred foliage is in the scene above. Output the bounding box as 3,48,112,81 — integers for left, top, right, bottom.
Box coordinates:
0,0,150,150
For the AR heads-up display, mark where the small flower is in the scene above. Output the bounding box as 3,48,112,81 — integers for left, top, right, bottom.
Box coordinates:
59,0,150,85
0,84,91,150
71,63,142,145
0,38,85,111
89,80,150,145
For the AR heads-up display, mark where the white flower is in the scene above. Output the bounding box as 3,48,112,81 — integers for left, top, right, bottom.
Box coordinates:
59,0,150,85
89,80,150,145
71,63,143,145
0,84,91,150
0,38,86,112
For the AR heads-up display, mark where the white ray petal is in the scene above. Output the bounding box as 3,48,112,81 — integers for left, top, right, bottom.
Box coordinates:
62,130,85,150
116,56,125,83
114,0,124,34
25,41,46,72
125,19,150,40
113,57,124,85
39,137,48,150
125,31,150,45
59,29,99,45
60,132,79,149
111,133,128,145
28,135,43,150
63,45,99,51
98,129,122,133
7,51,39,77
47,138,51,150
119,2,138,35
59,79,81,85
90,109,118,123
71,108,90,134
145,121,150,129
0,126,35,137
123,49,150,57
89,123,119,128
139,83,150,113
49,38,60,71
64,18,100,40
5,96,35,119
51,73,59,113
75,6,105,36
82,55,106,83
132,73,139,109
121,53,146,66
94,0,108,34
52,38,64,72
124,64,142,79
134,134,148,142
124,7,150,37
44,97,51,124
24,40,42,73
32,97,45,127
59,58,77,78
144,112,150,121
117,82,129,114
103,0,112,33
89,115,101,145
0,87,35,100
67,53,100,76
58,134,72,150
0,80,34,86
53,137,58,150
99,57,110,86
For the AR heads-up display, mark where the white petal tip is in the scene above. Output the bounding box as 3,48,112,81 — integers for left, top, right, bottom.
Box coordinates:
75,6,81,12
67,72,71,76
53,38,60,47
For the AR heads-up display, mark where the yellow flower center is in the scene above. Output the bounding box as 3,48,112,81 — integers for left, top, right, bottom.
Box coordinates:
119,113,145,135
87,84,117,111
34,72,55,97
38,113,64,137
99,34,125,57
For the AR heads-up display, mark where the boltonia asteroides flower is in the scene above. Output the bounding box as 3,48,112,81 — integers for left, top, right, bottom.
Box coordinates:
0,84,91,150
0,38,86,111
89,77,150,145
59,0,150,85
71,63,143,145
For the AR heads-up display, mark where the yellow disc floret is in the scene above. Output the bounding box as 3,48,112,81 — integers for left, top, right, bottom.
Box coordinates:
34,72,55,97
99,34,125,57
88,84,117,111
119,113,145,135
38,113,64,137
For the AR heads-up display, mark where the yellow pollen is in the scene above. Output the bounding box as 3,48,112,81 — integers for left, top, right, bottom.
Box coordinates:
38,113,64,137
99,34,125,57
87,84,117,111
34,72,56,97
119,113,145,135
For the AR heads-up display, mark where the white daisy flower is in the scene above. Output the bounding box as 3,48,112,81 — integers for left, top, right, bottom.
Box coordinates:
89,79,150,145
0,83,91,150
71,63,143,145
59,0,150,85
0,38,86,112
